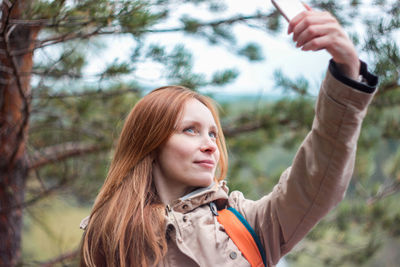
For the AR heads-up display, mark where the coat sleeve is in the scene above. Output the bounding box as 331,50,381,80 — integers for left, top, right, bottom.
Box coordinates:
228,65,377,266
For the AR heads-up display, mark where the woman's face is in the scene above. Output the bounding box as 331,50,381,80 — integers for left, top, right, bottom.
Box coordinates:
152,98,220,201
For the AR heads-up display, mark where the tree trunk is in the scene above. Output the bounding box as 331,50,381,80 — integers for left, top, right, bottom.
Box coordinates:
0,0,39,265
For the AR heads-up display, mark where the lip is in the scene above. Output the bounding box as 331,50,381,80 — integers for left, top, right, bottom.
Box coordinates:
194,160,215,169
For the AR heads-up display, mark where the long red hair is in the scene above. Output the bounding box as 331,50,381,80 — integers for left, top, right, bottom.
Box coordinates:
80,86,228,266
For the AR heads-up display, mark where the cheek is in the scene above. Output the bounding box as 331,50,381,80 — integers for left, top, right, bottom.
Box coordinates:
214,146,220,162
163,139,194,163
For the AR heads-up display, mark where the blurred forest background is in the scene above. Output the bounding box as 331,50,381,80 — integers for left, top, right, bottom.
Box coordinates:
0,0,399,266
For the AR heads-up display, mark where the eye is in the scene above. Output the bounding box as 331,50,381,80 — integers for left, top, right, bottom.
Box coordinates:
183,127,196,134
209,131,217,139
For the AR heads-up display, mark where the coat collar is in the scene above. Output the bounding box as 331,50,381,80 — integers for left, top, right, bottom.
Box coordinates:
80,181,230,231
169,180,229,213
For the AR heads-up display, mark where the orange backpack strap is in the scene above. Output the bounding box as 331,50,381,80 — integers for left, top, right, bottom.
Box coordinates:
211,203,266,267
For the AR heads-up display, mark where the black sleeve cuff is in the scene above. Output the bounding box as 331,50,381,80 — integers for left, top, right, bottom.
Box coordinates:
329,59,378,94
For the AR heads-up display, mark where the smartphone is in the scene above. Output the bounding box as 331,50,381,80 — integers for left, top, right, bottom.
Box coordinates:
271,0,307,22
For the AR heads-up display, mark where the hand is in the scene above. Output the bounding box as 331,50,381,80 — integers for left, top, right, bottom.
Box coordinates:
287,5,360,80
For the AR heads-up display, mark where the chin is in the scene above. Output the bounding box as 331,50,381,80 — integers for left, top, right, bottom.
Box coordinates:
193,176,214,188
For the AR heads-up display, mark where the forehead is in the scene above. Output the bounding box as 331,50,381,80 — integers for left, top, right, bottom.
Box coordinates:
179,98,217,126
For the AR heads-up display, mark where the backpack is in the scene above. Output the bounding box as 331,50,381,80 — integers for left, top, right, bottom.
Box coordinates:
209,202,267,267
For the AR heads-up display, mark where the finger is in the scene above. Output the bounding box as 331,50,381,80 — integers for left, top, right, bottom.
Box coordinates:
300,28,359,67
295,23,339,48
303,2,313,11
288,3,315,34
300,35,331,51
288,11,308,34
292,13,337,42
301,34,346,54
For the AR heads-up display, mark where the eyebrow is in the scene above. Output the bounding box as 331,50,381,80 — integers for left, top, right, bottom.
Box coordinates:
180,120,218,131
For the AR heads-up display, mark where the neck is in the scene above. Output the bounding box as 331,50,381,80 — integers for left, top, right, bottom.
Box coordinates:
153,170,194,205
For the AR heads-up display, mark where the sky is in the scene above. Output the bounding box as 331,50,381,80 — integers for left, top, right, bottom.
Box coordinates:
143,0,332,96
84,0,382,97
82,0,332,97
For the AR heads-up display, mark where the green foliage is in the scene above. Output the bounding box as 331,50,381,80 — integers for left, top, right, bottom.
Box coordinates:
238,43,264,61
208,1,227,13
16,0,400,265
28,0,66,20
310,0,348,25
210,24,236,44
273,70,310,96
266,10,282,32
211,69,239,85
102,61,132,77
181,16,202,33
118,2,165,34
146,44,166,62
143,43,239,89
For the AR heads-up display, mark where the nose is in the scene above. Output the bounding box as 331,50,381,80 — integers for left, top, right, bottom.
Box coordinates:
200,135,217,154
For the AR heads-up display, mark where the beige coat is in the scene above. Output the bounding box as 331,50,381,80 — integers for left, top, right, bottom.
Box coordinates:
156,69,376,267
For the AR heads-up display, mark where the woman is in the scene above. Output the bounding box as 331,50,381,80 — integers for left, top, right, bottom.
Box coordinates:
80,7,378,267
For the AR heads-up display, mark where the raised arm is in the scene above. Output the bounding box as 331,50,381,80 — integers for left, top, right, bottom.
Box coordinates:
229,8,378,266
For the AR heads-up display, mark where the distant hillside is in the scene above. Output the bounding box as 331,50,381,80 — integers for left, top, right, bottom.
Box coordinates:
211,92,283,104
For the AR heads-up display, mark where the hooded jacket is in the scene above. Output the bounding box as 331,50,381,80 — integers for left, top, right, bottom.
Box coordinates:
155,61,377,267
81,60,378,267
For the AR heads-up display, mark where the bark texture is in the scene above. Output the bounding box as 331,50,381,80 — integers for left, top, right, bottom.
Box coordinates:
0,0,39,265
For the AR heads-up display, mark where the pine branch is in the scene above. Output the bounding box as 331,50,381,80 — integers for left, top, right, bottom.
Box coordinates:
9,18,94,28
367,180,400,205
38,248,79,267
33,87,140,99
30,69,83,79
0,178,68,213
376,81,399,95
9,18,52,27
11,28,103,56
28,142,109,170
10,12,272,56
141,13,271,33
223,118,292,137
